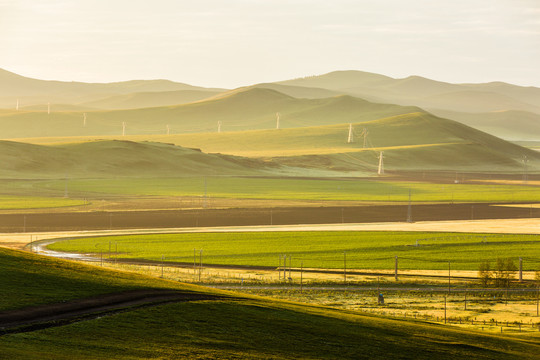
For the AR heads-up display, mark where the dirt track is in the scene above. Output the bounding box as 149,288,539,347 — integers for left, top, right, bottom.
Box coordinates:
1,202,539,233
0,289,222,335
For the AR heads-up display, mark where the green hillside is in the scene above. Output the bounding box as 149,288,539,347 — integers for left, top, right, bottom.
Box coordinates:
0,88,421,138
0,140,272,179
8,111,539,173
0,248,538,359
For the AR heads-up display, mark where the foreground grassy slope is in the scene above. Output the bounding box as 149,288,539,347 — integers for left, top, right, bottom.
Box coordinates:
49,231,540,271
0,247,538,359
0,247,208,311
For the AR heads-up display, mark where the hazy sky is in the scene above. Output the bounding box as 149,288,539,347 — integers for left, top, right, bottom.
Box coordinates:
1,0,539,88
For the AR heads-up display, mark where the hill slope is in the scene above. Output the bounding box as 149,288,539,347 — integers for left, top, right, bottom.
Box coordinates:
0,88,421,138
0,140,273,179
278,70,540,114
0,247,538,359
0,68,226,108
430,109,540,141
21,112,539,173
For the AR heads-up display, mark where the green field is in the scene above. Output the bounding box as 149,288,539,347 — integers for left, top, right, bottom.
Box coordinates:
36,176,540,203
0,195,85,210
48,231,540,271
1,247,538,359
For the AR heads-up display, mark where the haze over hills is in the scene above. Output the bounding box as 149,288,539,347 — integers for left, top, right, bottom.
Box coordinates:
278,70,540,115
2,68,540,174
430,109,540,141
0,87,421,138
0,68,225,109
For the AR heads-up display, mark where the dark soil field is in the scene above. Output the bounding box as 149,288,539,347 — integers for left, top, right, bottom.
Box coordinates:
2,202,538,232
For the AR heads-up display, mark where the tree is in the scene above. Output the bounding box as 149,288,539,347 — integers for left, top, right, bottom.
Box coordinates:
494,258,517,288
478,261,492,287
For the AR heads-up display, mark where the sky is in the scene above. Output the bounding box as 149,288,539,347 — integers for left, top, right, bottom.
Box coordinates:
1,0,539,88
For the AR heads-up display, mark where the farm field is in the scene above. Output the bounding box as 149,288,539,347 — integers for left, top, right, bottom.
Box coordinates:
48,231,540,271
32,176,540,203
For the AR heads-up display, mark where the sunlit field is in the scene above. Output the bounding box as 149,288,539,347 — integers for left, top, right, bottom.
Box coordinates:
48,231,540,271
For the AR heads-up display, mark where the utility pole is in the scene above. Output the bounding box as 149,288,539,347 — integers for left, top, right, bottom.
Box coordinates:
276,112,280,129
343,251,347,283
47,102,50,115
122,121,126,136
378,151,384,175
217,121,222,133
166,124,170,135
300,261,303,293
203,177,207,209
407,189,412,223
64,174,69,198
444,296,447,324
523,155,529,183
199,250,203,282
161,255,164,278
347,123,353,143
278,254,282,280
16,99,19,111
394,256,398,281
519,257,523,282
83,113,87,127
448,261,451,293
464,281,467,310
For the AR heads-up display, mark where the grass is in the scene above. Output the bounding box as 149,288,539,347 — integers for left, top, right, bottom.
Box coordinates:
3,299,540,359
0,247,206,311
34,176,540,202
48,231,540,271
0,247,538,359
0,195,85,210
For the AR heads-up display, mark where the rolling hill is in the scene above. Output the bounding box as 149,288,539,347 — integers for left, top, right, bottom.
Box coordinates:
430,109,540,141
14,112,540,174
0,140,274,179
0,88,422,138
278,70,540,115
0,68,226,109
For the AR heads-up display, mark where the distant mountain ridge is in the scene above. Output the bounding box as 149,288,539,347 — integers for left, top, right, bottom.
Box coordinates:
277,70,540,114
0,68,226,108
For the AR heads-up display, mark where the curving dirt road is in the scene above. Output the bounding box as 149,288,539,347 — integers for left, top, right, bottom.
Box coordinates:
0,289,224,335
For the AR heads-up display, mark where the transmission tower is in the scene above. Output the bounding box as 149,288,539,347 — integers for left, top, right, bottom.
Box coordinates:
217,121,222,133
47,102,51,115
122,122,126,136
362,128,368,148
83,113,87,127
378,151,384,175
347,124,354,143
276,112,281,129
166,124,170,135
16,99,19,111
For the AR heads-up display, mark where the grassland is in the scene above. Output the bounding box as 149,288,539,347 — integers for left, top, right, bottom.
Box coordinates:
0,246,539,359
48,231,540,271
0,247,206,311
0,196,85,210
37,176,540,203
